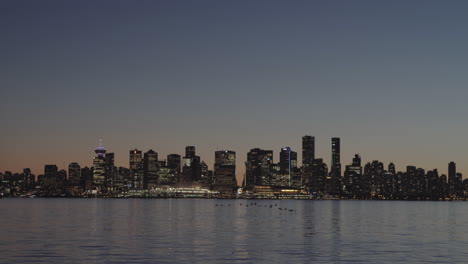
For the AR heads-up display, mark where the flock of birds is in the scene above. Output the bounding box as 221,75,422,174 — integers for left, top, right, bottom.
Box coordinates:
214,202,297,213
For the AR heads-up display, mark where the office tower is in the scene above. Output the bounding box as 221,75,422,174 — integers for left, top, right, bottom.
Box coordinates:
388,163,396,174
105,152,115,191
44,165,58,178
22,168,34,187
213,150,237,193
416,168,426,197
448,161,456,195
200,161,212,185
329,137,341,194
167,154,181,175
331,138,341,177
279,147,297,187
280,147,297,173
130,149,143,188
68,162,81,184
456,172,463,197
302,136,315,166
245,148,274,188
302,136,315,190
311,158,327,193
363,161,384,197
406,165,417,196
93,140,107,188
185,146,196,159
181,146,201,184
43,164,62,196
81,166,93,191
426,169,439,199
117,167,131,189
344,154,362,197
143,149,159,189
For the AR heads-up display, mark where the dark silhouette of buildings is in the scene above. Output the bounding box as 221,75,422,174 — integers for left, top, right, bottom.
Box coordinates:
143,150,159,189
213,150,237,193
181,146,201,185
245,148,273,188
129,149,143,189
302,136,315,193
2,135,468,200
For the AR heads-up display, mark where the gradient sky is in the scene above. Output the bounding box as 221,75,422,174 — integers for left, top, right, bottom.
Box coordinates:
2,0,468,184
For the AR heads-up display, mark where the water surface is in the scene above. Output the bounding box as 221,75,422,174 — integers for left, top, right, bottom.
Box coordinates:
1,199,467,263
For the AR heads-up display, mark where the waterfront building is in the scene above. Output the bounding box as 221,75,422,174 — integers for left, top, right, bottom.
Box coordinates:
311,158,327,193
68,162,81,185
213,150,237,193
167,154,181,180
181,146,201,184
130,149,143,189
245,148,273,188
105,152,115,190
144,149,159,189
302,135,315,191
279,147,297,186
344,154,362,197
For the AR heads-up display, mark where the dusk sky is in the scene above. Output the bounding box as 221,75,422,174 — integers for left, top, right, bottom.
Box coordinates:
2,0,468,183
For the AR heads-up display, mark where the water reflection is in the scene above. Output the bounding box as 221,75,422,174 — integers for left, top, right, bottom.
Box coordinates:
2,199,468,263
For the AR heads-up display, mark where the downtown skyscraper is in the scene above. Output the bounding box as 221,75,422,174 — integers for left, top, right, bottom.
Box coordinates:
302,135,315,191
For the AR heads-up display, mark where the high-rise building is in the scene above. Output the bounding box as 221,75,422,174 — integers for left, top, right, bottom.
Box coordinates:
302,136,315,167
245,148,273,188
144,149,159,189
181,146,201,184
200,161,212,185
68,162,81,184
185,146,196,159
331,137,341,176
329,137,341,194
105,152,115,191
302,136,315,190
279,147,297,187
22,168,35,187
130,149,143,188
448,161,456,195
167,154,181,176
93,140,107,188
44,164,58,178
406,165,417,196
344,154,362,197
81,166,93,191
43,164,63,195
213,150,237,193
363,161,384,197
388,163,396,174
311,158,327,193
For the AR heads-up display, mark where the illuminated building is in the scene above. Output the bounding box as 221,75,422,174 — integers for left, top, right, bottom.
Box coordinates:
144,149,159,189
213,150,237,193
279,147,297,187
302,135,315,191
167,154,181,177
181,146,201,184
68,162,81,185
105,152,115,191
245,148,273,188
93,140,107,188
130,149,143,189
343,154,362,196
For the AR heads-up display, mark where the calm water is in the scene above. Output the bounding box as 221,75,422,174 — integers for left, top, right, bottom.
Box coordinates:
1,199,468,264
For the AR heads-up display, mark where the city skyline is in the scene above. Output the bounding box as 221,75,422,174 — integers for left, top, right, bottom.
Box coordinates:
1,135,466,185
2,134,466,200
3,1,468,180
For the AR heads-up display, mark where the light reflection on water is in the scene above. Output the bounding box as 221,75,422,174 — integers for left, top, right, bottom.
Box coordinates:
1,199,468,263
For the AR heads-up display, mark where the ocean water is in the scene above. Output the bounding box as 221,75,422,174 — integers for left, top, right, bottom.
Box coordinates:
1,199,468,264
